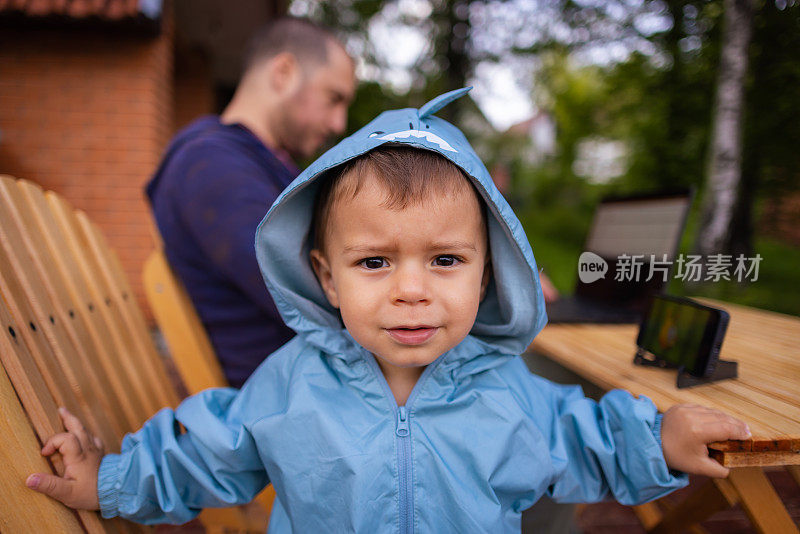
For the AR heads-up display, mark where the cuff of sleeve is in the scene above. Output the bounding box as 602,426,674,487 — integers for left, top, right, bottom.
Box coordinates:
652,412,664,446
652,412,689,484
97,454,123,519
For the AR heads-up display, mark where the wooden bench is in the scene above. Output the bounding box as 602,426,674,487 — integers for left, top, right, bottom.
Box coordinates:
0,176,268,533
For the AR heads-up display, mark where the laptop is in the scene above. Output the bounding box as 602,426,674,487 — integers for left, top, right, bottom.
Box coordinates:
546,188,693,324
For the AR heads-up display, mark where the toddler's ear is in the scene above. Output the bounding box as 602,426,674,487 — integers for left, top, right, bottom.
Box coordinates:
310,249,340,308
480,258,492,301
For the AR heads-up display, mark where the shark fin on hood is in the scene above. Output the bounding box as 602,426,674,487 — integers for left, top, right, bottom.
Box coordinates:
419,86,473,119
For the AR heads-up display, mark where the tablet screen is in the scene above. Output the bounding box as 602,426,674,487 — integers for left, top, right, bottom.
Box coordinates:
638,296,712,374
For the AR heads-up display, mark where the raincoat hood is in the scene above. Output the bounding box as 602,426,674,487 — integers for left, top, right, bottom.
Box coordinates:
255,88,547,359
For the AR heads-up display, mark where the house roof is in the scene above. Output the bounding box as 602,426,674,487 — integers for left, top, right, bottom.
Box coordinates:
506,112,551,136
0,0,161,22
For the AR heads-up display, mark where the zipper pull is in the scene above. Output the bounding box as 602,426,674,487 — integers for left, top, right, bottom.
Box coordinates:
396,406,410,437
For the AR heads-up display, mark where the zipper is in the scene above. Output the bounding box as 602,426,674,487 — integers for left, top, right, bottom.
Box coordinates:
363,353,447,534
396,406,410,437
396,406,412,533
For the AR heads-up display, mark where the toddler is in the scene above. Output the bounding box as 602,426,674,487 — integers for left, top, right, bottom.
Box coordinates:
28,88,749,533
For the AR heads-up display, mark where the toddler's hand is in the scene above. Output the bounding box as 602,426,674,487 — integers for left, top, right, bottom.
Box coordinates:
26,407,104,510
661,403,750,478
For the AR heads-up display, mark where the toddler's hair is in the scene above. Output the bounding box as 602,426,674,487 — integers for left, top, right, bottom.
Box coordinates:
312,145,485,251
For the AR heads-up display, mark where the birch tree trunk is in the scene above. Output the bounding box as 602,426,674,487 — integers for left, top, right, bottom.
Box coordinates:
697,0,755,256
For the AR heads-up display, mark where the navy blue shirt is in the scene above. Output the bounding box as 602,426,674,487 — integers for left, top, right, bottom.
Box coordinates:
146,116,298,388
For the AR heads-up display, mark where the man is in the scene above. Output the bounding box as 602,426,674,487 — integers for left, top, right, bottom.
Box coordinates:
147,17,356,387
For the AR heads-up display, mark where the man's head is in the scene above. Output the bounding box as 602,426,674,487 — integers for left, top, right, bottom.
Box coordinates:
310,146,491,374
231,17,356,159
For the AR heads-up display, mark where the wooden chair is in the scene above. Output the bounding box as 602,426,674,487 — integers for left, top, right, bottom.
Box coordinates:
0,174,165,532
143,243,276,530
0,175,265,533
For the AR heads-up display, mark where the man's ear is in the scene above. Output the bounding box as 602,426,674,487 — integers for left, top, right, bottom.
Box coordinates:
480,257,492,301
268,52,302,96
310,249,340,309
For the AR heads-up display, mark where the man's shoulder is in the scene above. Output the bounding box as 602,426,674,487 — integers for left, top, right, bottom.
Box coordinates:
148,117,273,201
170,116,259,160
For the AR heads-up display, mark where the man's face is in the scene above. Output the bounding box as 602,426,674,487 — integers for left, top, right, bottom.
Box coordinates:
277,44,355,159
311,174,490,373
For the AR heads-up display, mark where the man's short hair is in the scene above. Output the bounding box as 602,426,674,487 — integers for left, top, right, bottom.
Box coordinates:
312,145,487,251
243,16,342,74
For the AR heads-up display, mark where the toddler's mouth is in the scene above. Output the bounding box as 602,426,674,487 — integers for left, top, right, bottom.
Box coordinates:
385,326,438,345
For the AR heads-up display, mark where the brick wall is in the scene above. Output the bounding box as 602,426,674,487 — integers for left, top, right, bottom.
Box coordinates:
0,15,174,321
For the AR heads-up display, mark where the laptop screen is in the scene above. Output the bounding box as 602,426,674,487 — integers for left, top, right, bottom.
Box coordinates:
585,196,690,258
575,191,692,305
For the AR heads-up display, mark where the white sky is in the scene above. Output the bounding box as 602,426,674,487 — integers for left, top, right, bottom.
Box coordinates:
470,63,535,131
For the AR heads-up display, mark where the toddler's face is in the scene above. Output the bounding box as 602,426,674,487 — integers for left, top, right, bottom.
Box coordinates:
311,174,490,373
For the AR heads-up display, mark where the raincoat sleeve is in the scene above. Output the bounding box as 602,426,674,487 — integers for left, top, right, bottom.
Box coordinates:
96,387,269,524
533,378,688,505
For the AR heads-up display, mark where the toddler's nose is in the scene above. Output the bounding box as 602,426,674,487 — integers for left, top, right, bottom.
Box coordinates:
391,265,429,305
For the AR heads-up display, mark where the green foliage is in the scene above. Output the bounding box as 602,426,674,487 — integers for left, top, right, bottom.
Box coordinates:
743,1,800,197
516,187,599,293
602,51,715,191
345,81,410,134
535,51,611,180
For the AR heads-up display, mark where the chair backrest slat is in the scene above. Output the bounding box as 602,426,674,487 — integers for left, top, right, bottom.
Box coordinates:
0,181,124,447
0,298,64,454
0,298,138,534
0,231,121,451
16,179,148,429
1,175,265,532
77,213,178,409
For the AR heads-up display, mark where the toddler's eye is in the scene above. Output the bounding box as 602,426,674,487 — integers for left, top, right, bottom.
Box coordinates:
433,255,460,267
360,257,387,269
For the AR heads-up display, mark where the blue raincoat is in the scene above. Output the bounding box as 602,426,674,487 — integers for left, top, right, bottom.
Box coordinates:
97,89,687,532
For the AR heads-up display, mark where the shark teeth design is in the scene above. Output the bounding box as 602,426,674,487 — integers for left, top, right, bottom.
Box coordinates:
377,130,458,152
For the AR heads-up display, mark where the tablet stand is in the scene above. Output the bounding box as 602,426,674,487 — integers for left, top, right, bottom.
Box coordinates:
633,349,738,389
676,360,738,389
633,348,679,369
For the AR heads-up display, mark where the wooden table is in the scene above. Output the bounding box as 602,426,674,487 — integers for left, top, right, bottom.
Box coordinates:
530,298,800,533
